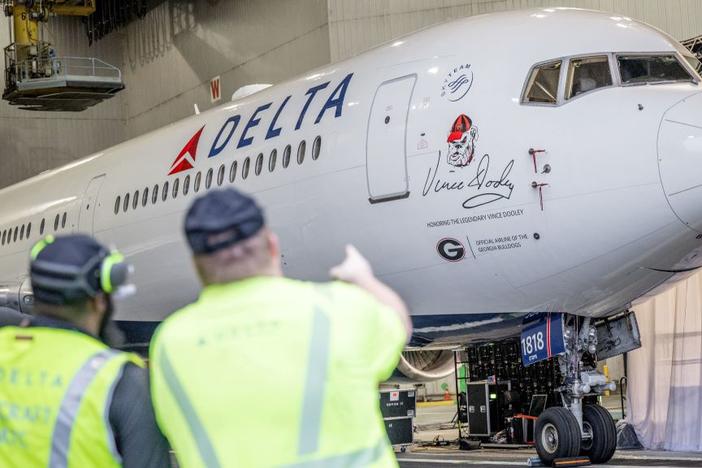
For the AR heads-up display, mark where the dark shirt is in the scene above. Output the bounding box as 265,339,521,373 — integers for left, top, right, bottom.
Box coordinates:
1,313,171,468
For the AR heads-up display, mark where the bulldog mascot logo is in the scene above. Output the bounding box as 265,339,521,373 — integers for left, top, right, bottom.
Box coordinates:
446,114,479,167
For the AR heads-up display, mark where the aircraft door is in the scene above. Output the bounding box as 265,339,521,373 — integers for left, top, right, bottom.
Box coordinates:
366,74,417,203
78,174,106,234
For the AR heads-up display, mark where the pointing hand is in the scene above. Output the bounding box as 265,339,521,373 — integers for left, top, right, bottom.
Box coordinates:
329,245,374,284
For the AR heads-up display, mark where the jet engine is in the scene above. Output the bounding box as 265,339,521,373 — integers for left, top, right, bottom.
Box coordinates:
394,349,456,382
0,278,34,315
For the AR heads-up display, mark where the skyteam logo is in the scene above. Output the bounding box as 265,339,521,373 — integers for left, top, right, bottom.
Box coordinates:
441,64,473,102
167,73,354,175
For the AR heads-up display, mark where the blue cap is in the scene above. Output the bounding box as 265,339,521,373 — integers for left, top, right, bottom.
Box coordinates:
184,188,266,255
30,234,109,305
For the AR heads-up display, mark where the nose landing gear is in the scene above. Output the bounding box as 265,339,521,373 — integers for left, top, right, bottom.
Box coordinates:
534,316,618,466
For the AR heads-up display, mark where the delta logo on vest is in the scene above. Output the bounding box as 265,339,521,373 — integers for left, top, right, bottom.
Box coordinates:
167,73,354,175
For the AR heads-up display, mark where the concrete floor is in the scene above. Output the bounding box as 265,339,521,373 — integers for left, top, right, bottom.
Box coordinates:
395,399,702,467
397,449,702,467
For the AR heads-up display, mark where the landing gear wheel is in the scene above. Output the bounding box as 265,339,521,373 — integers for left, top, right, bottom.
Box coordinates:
535,407,581,465
580,404,617,464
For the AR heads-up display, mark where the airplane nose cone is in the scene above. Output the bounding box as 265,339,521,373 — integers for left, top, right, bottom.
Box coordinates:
658,92,702,233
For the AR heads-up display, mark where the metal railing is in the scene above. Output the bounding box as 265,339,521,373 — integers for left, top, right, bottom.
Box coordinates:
16,56,121,83
4,43,121,91
682,35,702,58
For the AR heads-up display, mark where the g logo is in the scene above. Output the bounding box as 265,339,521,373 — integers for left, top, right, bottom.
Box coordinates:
437,238,465,262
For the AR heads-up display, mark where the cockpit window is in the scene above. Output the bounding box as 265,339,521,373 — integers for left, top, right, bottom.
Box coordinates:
685,55,702,74
566,56,613,99
618,55,693,84
523,60,562,104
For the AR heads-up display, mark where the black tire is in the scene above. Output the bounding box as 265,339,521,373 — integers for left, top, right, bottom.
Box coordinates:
535,407,581,465
581,404,617,464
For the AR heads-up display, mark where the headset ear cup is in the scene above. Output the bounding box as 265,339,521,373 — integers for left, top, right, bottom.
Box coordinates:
100,252,127,293
108,263,129,293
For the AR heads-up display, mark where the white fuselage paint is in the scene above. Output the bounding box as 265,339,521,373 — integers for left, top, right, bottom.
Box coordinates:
1,9,701,343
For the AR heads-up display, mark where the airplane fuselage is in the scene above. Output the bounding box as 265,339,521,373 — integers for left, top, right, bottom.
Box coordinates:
1,8,701,348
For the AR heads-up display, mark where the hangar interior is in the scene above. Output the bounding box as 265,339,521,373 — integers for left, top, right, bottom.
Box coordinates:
1,1,702,467
4,0,702,188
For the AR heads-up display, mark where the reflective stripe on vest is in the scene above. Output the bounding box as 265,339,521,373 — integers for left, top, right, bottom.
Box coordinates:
49,349,120,468
159,345,221,468
297,307,330,456
280,438,386,468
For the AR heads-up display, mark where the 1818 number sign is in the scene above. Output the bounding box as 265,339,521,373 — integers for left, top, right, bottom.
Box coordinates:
521,331,545,356
520,313,566,367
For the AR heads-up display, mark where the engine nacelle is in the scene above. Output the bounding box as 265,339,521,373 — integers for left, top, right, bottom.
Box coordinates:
391,349,456,382
0,278,34,315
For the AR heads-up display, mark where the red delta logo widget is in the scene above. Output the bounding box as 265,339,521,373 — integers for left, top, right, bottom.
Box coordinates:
168,126,205,175
166,73,354,176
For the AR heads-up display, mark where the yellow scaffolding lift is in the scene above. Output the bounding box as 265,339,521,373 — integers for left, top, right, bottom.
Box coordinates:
2,1,125,111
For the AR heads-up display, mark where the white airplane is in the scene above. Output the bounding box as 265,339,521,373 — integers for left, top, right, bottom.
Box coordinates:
1,7,701,464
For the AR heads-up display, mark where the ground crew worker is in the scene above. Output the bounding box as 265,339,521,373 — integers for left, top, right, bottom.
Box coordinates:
150,188,412,468
0,234,171,468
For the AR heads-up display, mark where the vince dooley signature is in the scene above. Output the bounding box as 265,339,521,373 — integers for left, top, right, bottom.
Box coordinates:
422,153,515,209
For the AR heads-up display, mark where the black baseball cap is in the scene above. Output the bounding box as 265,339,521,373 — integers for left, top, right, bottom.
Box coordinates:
184,188,266,255
30,234,110,306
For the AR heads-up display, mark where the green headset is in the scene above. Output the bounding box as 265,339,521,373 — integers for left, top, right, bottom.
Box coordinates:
30,236,130,304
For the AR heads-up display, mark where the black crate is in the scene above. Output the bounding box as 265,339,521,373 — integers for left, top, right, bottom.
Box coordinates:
384,417,413,446
379,389,416,418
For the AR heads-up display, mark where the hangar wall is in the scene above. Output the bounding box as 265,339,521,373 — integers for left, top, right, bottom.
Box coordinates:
122,0,331,139
328,0,702,61
0,18,126,189
0,0,331,190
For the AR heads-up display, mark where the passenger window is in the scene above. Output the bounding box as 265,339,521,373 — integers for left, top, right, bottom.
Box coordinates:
194,172,202,193
618,55,693,84
61,212,67,229
142,188,149,207
312,136,321,160
242,157,250,179
115,196,121,215
217,164,225,186
40,218,45,235
183,175,191,196
229,162,238,183
13,227,18,242
54,214,60,230
255,153,263,176
297,140,306,164
20,225,25,240
566,56,612,99
524,60,562,104
1,230,5,245
27,222,31,239
162,181,169,202
205,169,213,189
282,145,291,168
133,191,140,210
152,184,159,204
269,149,277,172
172,178,180,199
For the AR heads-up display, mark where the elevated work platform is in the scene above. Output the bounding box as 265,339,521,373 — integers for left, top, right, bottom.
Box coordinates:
3,44,124,111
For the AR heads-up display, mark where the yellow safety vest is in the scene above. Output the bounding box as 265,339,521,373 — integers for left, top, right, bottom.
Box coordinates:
150,276,407,467
0,326,144,468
